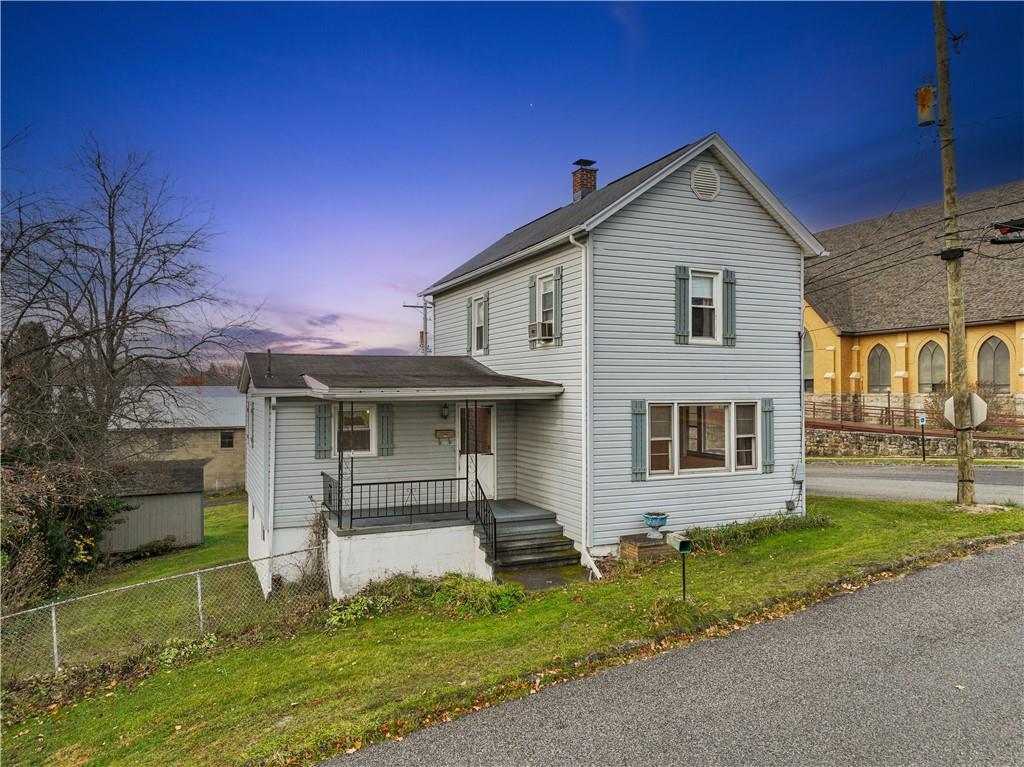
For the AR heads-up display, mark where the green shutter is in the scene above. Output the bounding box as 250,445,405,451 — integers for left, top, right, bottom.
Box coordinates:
723,269,737,347
378,403,394,456
675,265,690,344
631,399,647,481
553,266,563,347
482,291,490,355
465,298,473,354
314,403,331,459
528,275,537,350
761,398,775,473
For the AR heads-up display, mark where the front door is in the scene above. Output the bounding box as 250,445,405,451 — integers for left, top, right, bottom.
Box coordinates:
457,404,496,499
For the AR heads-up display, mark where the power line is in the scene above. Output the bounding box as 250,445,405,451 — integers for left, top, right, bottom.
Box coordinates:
809,197,1024,275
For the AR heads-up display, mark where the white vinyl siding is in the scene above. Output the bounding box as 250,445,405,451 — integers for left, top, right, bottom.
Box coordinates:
589,150,805,545
432,244,584,541
272,399,458,528
245,394,268,529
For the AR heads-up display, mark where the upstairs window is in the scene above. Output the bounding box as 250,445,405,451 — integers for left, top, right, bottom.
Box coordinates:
538,273,555,340
472,297,486,354
690,272,719,341
918,341,946,393
867,345,891,393
978,337,1010,393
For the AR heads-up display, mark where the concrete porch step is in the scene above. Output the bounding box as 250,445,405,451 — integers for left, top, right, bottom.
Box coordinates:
496,535,573,554
493,548,582,570
494,519,565,538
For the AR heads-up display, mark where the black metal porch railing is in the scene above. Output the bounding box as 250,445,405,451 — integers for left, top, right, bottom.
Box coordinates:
473,479,497,561
320,473,498,558
321,472,471,527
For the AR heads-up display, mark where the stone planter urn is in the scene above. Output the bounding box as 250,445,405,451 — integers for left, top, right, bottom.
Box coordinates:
642,511,669,539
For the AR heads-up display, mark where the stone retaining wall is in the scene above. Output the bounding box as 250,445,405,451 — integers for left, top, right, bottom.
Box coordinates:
806,427,1023,459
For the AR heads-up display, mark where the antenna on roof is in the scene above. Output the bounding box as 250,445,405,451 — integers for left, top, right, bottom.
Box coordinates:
266,349,273,378
573,158,596,168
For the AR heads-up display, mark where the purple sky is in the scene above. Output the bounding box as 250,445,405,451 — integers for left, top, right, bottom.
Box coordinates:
3,2,1022,356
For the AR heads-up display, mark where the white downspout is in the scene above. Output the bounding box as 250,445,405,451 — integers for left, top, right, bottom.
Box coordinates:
570,231,602,580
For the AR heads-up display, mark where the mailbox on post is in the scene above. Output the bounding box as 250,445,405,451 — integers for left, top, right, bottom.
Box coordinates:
665,532,694,599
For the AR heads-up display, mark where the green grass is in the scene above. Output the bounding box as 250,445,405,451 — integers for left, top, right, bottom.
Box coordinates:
0,502,263,681
79,501,249,593
4,497,1022,767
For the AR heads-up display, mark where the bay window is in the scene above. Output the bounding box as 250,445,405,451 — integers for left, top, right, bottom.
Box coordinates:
648,401,758,476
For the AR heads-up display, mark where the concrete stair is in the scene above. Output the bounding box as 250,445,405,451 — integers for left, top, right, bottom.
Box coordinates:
482,500,582,572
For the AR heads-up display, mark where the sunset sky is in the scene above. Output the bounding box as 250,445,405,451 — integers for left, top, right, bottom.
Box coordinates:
4,2,1022,356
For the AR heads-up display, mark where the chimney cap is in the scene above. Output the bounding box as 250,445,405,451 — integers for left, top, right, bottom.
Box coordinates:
573,158,597,168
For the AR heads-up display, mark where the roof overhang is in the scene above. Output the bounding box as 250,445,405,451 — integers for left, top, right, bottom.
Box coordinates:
249,385,564,402
421,134,827,298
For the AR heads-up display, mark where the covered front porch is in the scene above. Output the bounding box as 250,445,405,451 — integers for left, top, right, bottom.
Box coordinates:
319,397,554,565
270,354,577,588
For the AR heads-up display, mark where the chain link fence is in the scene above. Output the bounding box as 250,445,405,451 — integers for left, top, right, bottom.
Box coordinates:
0,547,329,681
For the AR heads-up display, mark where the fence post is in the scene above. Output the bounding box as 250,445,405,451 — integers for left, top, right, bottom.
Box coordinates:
196,572,206,636
50,603,60,675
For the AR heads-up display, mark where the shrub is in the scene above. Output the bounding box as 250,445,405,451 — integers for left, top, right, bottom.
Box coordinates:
156,634,219,667
429,574,526,618
685,512,830,554
324,595,394,626
325,574,527,626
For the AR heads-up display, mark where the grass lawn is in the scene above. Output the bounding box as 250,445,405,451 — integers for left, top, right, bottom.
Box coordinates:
4,497,1023,767
77,500,249,593
0,501,261,681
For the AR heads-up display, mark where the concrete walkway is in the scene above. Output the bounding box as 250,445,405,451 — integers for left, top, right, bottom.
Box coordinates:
326,543,1024,767
806,463,1023,504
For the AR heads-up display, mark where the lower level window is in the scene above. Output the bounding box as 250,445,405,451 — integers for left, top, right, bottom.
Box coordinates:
220,430,234,449
649,401,758,475
334,405,377,455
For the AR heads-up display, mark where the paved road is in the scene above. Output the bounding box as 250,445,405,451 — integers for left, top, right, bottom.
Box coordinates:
807,463,1023,504
328,543,1024,767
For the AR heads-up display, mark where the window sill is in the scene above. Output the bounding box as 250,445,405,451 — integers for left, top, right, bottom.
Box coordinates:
688,337,722,346
330,451,377,459
647,468,760,480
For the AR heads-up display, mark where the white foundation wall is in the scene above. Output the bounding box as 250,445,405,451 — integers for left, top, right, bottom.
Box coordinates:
326,524,493,598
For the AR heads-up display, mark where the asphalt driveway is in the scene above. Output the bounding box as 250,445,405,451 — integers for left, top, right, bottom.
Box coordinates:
806,463,1023,504
327,542,1024,767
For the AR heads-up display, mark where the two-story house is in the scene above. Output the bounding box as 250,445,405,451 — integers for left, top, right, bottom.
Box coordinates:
240,134,826,597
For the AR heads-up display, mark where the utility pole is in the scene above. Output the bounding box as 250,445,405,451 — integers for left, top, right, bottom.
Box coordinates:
403,301,433,355
932,0,975,504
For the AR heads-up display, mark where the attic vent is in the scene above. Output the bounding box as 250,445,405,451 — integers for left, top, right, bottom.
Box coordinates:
690,163,720,201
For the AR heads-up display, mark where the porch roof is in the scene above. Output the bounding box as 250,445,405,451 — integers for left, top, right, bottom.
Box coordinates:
240,353,563,400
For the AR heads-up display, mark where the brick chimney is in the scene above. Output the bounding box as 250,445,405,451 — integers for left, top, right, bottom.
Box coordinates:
572,159,597,202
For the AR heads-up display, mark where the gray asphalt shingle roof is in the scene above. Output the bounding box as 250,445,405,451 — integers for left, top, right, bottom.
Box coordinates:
423,140,699,293
807,181,1024,334
244,352,559,391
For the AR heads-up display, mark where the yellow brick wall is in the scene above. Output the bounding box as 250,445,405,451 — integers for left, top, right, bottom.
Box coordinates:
115,428,246,492
802,303,1022,397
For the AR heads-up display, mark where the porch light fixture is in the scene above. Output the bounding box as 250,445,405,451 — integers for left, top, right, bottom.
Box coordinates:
440,403,450,420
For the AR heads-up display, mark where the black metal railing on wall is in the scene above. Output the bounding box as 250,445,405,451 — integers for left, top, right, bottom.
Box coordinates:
473,479,497,561
322,473,475,528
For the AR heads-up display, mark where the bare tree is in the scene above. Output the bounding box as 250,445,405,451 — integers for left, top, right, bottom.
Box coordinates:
2,138,253,459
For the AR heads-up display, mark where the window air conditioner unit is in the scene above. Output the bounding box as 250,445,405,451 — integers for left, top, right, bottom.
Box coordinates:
528,322,554,341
